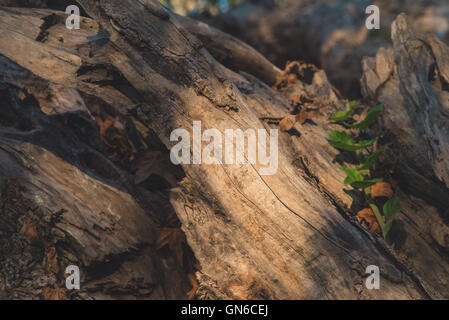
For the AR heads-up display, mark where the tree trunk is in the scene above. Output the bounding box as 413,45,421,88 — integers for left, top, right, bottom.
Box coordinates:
0,1,448,299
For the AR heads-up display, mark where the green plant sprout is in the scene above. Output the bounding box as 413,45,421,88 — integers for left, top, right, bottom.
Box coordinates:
327,101,402,240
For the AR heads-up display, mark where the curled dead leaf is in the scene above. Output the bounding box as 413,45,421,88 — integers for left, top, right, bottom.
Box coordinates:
132,150,179,187
187,273,199,300
43,288,67,300
290,95,301,104
273,61,319,90
356,208,381,233
98,115,114,138
157,227,186,266
279,115,297,131
287,73,298,85
45,246,59,273
371,182,393,199
20,216,39,242
387,171,400,188
290,94,314,106
296,109,312,124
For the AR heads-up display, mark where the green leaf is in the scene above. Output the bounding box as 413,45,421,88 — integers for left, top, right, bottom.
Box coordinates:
327,131,376,151
329,111,351,121
382,197,402,237
327,130,354,145
384,220,394,238
329,140,361,151
350,178,383,189
327,130,358,151
348,100,362,108
328,100,361,121
358,149,384,170
339,167,363,185
358,139,376,148
383,197,402,221
346,104,383,129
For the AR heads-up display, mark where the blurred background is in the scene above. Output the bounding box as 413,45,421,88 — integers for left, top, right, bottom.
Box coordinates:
158,0,243,15
159,0,449,97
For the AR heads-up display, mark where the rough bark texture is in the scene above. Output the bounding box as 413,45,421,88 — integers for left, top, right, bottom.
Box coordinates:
0,1,448,300
361,14,449,216
175,13,282,86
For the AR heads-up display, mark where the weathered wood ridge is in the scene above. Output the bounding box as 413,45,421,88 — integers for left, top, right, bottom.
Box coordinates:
0,1,448,299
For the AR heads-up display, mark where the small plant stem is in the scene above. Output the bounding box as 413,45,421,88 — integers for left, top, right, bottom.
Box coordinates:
369,203,387,239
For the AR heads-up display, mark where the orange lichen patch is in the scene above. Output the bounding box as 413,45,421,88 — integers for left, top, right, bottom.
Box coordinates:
370,182,393,199
356,208,381,233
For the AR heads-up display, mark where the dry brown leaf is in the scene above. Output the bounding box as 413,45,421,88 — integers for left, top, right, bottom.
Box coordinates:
132,150,179,186
296,109,311,124
20,216,39,242
160,206,181,228
370,182,393,199
279,115,297,131
290,95,301,104
187,273,199,300
45,246,59,273
290,94,313,105
287,73,298,85
273,61,319,90
97,115,114,138
43,288,68,300
157,227,186,266
387,172,400,188
356,208,381,233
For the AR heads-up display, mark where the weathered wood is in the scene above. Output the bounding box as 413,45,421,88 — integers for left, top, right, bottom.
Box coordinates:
201,0,449,97
361,13,449,212
175,14,281,86
0,2,448,300
0,55,191,299
0,8,190,299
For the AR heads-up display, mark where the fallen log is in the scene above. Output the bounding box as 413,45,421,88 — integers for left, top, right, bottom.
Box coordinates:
0,2,448,299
